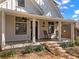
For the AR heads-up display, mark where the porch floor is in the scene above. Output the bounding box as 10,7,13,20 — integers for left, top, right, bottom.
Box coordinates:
6,40,32,45
36,38,58,42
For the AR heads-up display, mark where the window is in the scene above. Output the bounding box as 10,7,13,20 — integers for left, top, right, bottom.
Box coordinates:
63,25,71,30
18,0,25,7
15,17,27,35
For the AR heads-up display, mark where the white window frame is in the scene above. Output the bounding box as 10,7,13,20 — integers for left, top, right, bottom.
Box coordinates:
17,0,25,7
15,17,27,35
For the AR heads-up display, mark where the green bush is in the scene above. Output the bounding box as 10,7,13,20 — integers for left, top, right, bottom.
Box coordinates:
75,39,79,46
67,41,75,47
22,45,45,54
0,50,16,57
60,41,75,48
34,45,45,52
22,46,33,54
60,42,68,48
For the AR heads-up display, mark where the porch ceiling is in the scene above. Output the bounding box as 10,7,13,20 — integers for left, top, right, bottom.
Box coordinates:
0,8,75,23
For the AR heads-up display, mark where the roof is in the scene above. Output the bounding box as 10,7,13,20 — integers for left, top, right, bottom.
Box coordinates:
0,8,75,23
48,0,63,18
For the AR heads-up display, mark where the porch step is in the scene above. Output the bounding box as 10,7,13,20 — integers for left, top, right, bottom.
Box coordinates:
43,42,78,59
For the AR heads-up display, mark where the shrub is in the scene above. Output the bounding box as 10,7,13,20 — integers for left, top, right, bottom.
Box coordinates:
22,46,33,54
21,45,45,54
0,50,16,57
34,45,45,52
67,41,75,47
75,39,79,46
60,41,75,48
60,42,68,48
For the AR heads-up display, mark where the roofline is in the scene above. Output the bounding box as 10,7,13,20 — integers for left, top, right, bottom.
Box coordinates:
0,8,75,23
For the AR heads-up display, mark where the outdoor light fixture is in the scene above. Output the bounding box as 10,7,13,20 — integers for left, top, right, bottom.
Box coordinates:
42,21,45,27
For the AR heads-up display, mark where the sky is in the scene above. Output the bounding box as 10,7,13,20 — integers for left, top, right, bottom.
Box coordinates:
55,0,79,21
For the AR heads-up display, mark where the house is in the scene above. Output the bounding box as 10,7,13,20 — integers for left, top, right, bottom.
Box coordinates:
0,0,75,50
75,21,79,38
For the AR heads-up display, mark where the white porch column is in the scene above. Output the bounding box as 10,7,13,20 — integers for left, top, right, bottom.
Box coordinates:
58,21,62,41
71,23,75,41
32,19,36,43
1,11,6,49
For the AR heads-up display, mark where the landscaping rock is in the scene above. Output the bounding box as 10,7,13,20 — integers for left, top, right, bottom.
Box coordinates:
44,42,78,59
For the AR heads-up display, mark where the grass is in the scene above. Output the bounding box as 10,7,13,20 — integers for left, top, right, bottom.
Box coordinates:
0,49,16,58
21,45,45,54
60,39,79,48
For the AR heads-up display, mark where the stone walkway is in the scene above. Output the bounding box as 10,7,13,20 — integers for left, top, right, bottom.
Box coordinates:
43,42,78,59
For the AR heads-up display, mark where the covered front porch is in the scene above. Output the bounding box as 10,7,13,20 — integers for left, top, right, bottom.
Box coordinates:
0,9,75,50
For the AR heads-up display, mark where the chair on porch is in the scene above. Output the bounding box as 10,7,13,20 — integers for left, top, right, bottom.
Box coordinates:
43,30,58,41
51,31,59,40
43,30,50,39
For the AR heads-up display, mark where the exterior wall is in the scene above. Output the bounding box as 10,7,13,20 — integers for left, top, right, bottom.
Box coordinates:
0,12,2,42
5,15,31,41
38,20,48,38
